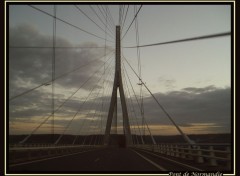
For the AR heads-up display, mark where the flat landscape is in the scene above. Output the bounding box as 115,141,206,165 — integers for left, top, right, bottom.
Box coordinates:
9,133,231,144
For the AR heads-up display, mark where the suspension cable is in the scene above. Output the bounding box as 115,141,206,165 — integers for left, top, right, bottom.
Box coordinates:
89,5,115,35
9,46,110,49
94,66,115,145
121,5,143,40
121,5,129,32
98,69,115,144
122,68,144,144
123,66,156,144
124,32,231,48
123,56,194,145
101,6,115,32
122,64,154,144
9,50,114,102
55,59,114,144
28,5,114,43
105,6,116,29
51,5,56,142
100,6,107,136
97,5,115,30
81,86,104,145
133,5,145,137
74,5,115,40
19,55,114,144
72,66,114,144
77,66,114,145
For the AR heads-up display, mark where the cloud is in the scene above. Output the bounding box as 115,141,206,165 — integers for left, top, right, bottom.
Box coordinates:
158,76,176,90
182,85,216,94
9,83,231,135
8,23,114,134
8,24,231,135
9,24,113,98
141,86,231,134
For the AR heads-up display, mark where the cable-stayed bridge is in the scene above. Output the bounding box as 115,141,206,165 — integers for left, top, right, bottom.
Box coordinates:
7,4,232,173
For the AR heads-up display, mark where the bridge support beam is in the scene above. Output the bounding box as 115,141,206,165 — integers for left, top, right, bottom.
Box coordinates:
104,26,132,146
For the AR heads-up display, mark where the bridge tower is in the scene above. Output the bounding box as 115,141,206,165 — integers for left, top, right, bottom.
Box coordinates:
104,26,132,146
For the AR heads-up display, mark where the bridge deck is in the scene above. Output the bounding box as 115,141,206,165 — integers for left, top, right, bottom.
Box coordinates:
8,147,225,173
9,147,158,173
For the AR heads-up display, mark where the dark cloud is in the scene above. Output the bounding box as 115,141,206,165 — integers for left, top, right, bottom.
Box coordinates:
9,24,114,134
9,24,231,135
9,24,113,98
9,84,231,134
141,86,231,133
77,85,231,134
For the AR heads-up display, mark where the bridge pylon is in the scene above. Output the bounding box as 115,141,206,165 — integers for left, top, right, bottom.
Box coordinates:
104,26,132,146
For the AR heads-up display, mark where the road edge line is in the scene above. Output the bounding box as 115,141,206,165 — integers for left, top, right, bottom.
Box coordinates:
134,148,203,171
131,149,167,171
9,148,100,167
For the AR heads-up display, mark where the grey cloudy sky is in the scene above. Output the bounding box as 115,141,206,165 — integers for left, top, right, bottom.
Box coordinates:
8,3,231,136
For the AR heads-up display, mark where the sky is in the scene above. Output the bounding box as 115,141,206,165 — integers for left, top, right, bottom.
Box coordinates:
8,3,231,137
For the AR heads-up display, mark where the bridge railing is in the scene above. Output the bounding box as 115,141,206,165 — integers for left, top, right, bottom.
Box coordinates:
9,144,104,164
132,143,231,169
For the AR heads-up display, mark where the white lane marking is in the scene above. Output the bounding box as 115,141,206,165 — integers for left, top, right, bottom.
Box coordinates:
94,158,100,162
135,148,203,171
131,149,167,171
9,149,97,167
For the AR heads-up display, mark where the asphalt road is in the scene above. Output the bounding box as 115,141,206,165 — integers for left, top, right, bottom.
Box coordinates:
9,147,161,173
9,146,214,174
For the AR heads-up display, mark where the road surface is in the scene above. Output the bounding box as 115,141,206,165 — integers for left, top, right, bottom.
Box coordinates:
9,147,204,173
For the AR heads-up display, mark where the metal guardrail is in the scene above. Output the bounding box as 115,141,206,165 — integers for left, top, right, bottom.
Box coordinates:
132,143,231,169
9,143,231,170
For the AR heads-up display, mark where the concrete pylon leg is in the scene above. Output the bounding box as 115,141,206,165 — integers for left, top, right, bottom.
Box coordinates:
104,81,117,145
119,76,132,145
